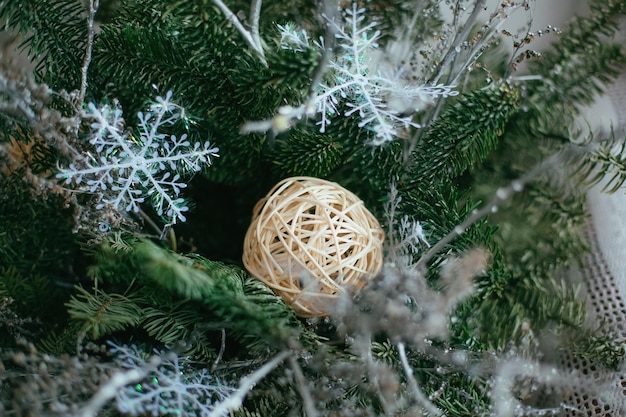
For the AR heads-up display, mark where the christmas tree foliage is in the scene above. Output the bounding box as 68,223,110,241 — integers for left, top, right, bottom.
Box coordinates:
1,0,626,415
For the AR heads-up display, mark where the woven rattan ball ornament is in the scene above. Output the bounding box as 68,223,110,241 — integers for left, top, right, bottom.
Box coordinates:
242,176,385,317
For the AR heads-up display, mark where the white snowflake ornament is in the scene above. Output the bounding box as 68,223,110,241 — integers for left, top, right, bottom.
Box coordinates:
58,91,219,227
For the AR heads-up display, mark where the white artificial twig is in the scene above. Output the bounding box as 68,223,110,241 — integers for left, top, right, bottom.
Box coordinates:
289,355,319,417
207,350,290,417
211,0,267,65
79,0,99,105
397,342,443,416
249,0,263,54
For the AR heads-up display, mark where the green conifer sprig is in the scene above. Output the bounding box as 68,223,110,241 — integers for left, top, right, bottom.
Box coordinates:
118,239,310,351
527,0,625,107
471,274,586,350
569,332,626,370
0,172,78,318
0,0,87,90
570,135,626,193
409,83,519,186
66,285,144,340
141,304,217,361
270,129,344,178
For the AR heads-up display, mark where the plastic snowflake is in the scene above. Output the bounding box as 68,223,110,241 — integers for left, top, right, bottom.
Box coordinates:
316,4,458,144
58,91,219,225
110,343,235,417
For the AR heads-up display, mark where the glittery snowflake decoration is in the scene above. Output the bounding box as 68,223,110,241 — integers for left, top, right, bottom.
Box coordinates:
257,4,459,145
316,4,458,145
110,343,235,417
58,91,219,226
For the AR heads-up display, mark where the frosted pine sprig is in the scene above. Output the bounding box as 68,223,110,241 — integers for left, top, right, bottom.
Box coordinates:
109,343,235,417
58,91,219,226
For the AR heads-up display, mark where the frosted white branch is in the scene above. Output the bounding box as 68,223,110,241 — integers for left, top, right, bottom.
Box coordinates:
397,342,443,416
211,0,267,65
207,350,290,417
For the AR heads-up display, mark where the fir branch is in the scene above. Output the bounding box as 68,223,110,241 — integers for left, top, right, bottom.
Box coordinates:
415,151,560,272
409,83,519,186
570,134,626,193
65,285,144,340
131,240,307,350
141,304,217,361
270,130,343,178
526,0,625,108
0,0,87,90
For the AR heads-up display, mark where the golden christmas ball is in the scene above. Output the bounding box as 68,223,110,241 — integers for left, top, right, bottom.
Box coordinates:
242,176,385,317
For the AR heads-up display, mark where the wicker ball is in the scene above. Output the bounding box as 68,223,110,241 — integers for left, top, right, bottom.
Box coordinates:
242,176,384,317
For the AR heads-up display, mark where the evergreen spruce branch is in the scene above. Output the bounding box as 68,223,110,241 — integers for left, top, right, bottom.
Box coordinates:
503,185,589,275
131,240,308,350
270,130,343,178
90,11,312,185
90,23,221,114
414,151,564,274
569,134,626,193
569,331,626,370
141,304,217,361
0,0,87,91
470,270,588,351
65,285,144,340
409,83,519,185
528,0,625,106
